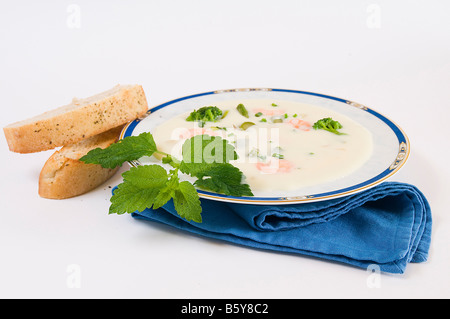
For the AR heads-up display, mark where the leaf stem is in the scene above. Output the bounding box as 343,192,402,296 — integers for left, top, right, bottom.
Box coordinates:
155,149,170,157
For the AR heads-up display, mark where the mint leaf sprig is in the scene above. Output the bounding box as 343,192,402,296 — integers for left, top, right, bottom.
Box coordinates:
179,135,253,197
80,132,253,223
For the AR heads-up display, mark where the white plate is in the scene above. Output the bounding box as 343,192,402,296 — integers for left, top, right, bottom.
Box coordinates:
121,88,409,205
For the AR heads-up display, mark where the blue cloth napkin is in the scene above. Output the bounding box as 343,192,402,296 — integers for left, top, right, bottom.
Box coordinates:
127,182,432,274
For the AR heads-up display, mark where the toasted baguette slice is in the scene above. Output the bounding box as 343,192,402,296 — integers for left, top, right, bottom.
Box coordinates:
4,84,148,153
38,126,123,199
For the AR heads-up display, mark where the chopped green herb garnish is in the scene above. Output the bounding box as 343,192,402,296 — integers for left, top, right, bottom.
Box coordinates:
186,106,223,127
271,103,278,107
248,148,258,158
221,110,229,119
248,148,267,161
273,146,283,152
272,153,284,159
239,122,255,130
272,117,283,123
211,126,227,131
255,112,263,117
284,113,288,119
293,114,298,118
260,118,267,122
312,117,345,135
236,103,249,118
186,106,223,122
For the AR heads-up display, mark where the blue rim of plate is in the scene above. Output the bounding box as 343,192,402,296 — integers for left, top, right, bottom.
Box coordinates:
120,88,410,205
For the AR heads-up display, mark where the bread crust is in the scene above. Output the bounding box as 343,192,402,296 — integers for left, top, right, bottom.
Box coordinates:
38,126,123,199
4,84,148,153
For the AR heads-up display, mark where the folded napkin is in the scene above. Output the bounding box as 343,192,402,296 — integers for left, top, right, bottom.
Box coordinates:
127,182,432,274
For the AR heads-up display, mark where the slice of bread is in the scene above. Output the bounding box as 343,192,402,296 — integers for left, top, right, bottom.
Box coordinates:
38,126,124,199
4,84,148,153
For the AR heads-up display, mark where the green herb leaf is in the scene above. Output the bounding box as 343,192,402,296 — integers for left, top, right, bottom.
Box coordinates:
181,134,238,165
192,163,254,197
152,170,180,209
109,165,169,214
80,132,157,169
161,154,180,168
173,181,202,223
179,134,253,197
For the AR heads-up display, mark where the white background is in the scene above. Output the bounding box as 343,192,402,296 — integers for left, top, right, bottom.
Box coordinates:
1,0,449,299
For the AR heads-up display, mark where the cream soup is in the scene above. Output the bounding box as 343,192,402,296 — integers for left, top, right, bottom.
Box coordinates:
151,99,373,192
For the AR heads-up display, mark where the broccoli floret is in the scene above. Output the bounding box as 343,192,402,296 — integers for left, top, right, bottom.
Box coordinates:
186,106,223,126
312,117,345,135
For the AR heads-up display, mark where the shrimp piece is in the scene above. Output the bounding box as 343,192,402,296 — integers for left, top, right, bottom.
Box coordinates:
288,118,312,131
253,108,286,116
179,128,217,139
256,159,294,174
